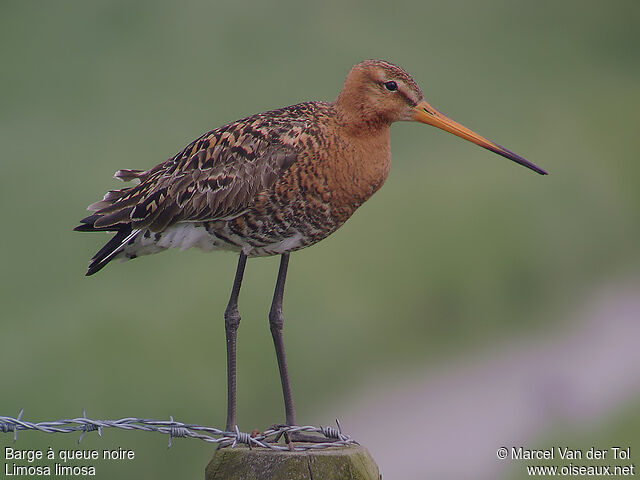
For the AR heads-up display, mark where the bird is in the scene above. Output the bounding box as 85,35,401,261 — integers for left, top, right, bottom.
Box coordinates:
75,59,547,433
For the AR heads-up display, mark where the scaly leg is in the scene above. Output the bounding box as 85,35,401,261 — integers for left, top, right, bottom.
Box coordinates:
269,253,297,426
224,252,247,432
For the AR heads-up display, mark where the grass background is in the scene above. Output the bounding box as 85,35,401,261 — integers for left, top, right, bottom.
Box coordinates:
1,1,638,478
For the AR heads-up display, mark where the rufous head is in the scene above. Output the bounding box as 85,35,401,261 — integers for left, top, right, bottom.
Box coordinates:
336,59,424,126
336,59,547,175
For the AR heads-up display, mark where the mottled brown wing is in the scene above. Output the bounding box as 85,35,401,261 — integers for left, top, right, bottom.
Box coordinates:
86,125,297,233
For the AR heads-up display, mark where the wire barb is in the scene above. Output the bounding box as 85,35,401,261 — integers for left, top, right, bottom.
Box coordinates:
167,416,189,448
320,425,340,439
78,409,101,444
232,425,253,448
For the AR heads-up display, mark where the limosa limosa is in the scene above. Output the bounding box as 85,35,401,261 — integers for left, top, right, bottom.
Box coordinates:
75,60,547,432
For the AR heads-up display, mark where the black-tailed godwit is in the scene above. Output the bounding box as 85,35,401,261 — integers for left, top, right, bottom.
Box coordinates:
76,60,547,431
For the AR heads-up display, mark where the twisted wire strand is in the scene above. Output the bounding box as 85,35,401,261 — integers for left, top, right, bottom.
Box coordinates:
0,411,356,452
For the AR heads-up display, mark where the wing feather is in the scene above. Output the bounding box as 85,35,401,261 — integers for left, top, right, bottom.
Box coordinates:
85,124,298,233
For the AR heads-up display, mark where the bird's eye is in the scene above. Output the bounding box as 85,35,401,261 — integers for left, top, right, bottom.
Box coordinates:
383,81,398,92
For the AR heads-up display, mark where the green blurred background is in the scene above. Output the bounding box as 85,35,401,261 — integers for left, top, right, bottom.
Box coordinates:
1,1,638,478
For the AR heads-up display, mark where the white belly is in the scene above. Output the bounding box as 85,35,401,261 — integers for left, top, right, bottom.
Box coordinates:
119,223,305,260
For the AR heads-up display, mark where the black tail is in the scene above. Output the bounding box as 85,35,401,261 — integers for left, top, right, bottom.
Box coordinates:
74,215,137,276
73,214,118,232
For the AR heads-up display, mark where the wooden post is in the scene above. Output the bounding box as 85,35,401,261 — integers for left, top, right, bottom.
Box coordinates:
205,445,380,480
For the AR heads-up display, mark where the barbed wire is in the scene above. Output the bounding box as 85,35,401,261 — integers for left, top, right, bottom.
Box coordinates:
0,409,357,451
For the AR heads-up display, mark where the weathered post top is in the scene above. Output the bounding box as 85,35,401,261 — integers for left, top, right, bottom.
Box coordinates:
205,445,380,480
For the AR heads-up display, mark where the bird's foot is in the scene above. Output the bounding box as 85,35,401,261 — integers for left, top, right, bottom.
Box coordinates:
265,423,347,446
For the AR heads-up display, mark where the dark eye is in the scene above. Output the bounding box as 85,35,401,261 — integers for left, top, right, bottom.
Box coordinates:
383,81,398,92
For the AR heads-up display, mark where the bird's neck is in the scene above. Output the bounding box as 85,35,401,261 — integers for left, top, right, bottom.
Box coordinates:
333,92,392,137
318,102,392,224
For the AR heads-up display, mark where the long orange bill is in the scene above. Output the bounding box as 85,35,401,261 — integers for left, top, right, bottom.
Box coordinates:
413,100,548,175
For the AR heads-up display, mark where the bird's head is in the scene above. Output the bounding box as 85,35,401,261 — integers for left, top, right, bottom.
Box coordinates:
336,59,547,175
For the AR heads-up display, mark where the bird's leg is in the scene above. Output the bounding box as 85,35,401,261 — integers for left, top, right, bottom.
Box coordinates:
269,253,297,427
224,252,247,432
